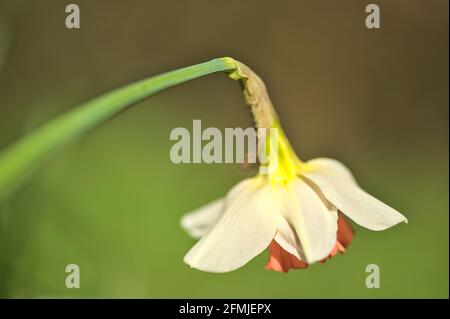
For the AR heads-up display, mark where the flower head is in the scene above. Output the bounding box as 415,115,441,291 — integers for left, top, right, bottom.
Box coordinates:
180,60,407,273
182,155,406,273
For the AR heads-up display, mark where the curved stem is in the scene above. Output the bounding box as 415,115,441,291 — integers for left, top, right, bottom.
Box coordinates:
0,57,236,199
0,56,296,199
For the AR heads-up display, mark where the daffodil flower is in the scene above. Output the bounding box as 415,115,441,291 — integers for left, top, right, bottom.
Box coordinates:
181,61,407,273
0,56,407,274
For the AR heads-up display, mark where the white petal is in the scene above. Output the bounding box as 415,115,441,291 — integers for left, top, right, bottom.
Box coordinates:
180,198,225,239
274,217,304,260
180,177,259,239
183,177,280,273
305,158,358,184
279,178,338,263
302,158,408,231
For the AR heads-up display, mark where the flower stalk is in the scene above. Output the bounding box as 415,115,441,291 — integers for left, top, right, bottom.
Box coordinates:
0,57,283,199
227,61,303,184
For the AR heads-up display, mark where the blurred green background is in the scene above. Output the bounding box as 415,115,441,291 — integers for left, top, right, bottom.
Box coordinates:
0,0,448,298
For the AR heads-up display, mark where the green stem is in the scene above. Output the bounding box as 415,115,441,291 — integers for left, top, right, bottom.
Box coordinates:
0,57,236,199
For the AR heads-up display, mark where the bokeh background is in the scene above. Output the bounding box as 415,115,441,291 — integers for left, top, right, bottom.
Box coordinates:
0,0,448,298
